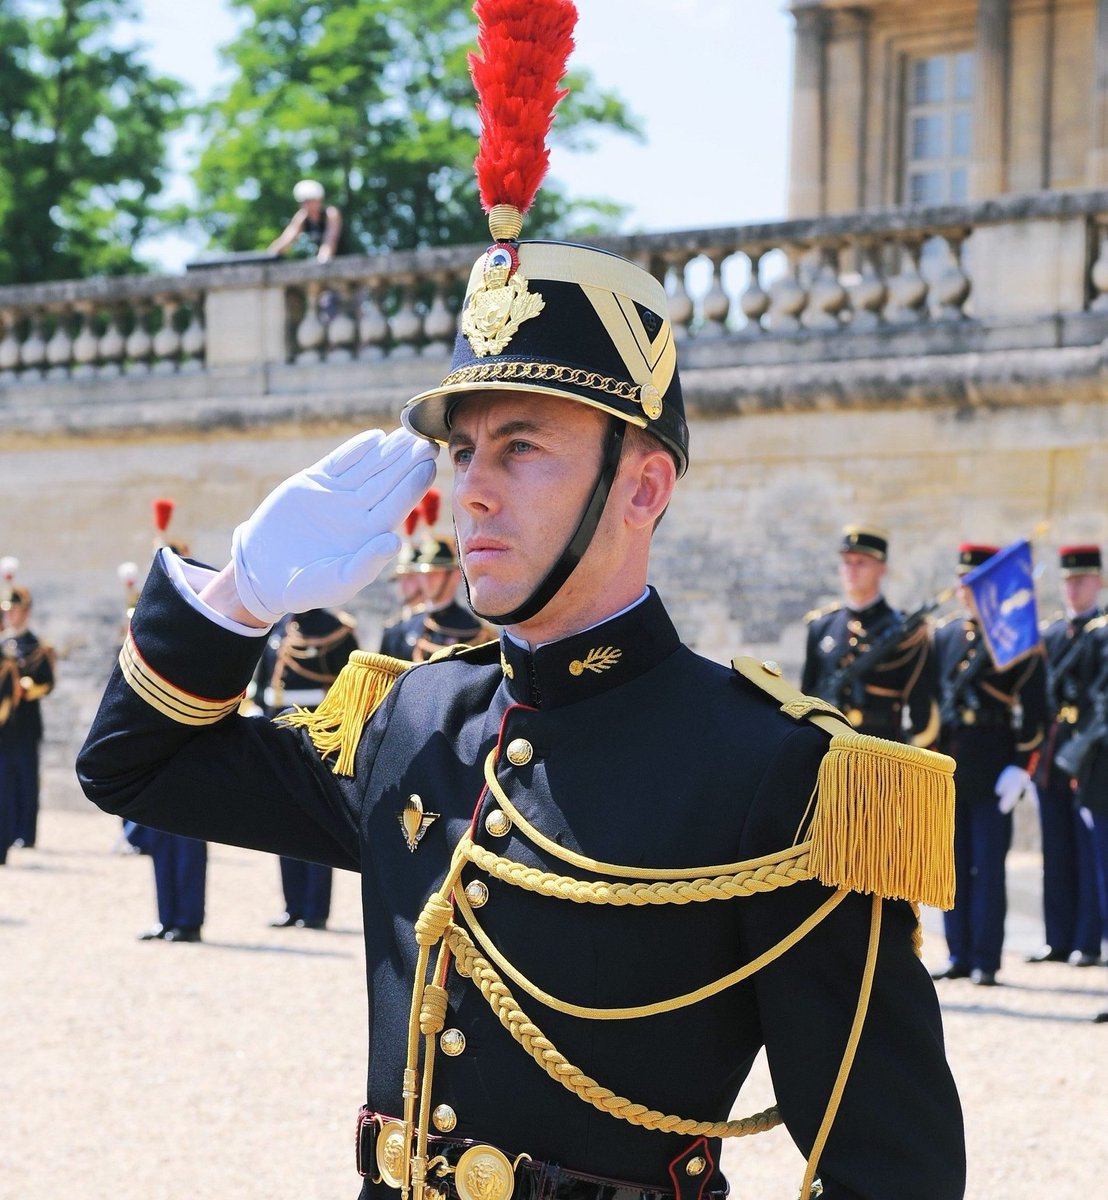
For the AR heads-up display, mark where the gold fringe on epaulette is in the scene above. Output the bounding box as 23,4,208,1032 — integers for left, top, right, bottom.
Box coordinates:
276,651,410,776
807,732,956,911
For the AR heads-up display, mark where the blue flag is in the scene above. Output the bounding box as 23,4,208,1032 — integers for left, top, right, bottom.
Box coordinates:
961,539,1041,670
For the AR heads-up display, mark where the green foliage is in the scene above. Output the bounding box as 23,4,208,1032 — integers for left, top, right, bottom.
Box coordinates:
192,0,642,255
0,0,185,284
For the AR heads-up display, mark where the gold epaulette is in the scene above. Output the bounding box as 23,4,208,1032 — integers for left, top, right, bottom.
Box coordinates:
803,602,841,624
277,651,410,776
732,657,955,910
934,611,962,629
427,638,499,663
1039,609,1064,632
1087,613,1108,632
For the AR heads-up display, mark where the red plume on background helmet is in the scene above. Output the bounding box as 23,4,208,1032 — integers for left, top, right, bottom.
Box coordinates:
420,488,441,527
153,498,175,533
469,0,576,236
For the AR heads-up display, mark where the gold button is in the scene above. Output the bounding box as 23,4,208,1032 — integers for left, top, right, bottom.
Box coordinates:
484,809,511,837
761,660,783,676
440,1028,466,1056
464,879,489,908
506,737,533,766
432,1103,457,1132
685,1156,707,1177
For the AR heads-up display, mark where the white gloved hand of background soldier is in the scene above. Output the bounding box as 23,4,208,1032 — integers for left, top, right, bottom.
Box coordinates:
231,427,438,624
995,764,1037,814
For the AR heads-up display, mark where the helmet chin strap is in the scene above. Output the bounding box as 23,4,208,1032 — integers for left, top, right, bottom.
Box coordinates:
463,418,626,628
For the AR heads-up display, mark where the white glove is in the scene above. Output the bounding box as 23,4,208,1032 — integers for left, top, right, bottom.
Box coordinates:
231,427,437,623
995,764,1035,815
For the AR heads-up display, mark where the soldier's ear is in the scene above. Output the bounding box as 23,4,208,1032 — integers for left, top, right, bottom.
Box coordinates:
623,443,675,533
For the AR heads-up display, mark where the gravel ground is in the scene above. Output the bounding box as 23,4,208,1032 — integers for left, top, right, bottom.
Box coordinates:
3,805,1107,1200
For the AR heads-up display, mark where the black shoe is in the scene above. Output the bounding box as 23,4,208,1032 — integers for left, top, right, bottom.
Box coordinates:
164,926,202,943
137,924,168,941
970,968,997,987
1025,945,1068,964
269,913,300,928
296,918,327,930
1094,1010,1108,1024
930,960,970,981
1068,951,1101,967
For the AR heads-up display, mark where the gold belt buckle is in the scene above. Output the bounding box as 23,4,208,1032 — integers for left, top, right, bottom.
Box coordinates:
845,707,865,726
454,1145,526,1200
376,1120,408,1190
960,708,977,725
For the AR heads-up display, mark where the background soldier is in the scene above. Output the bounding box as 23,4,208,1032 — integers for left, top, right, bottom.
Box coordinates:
802,525,938,744
931,544,1048,986
0,559,56,856
251,606,360,929
135,503,209,943
379,489,438,653
378,534,493,663
1027,545,1104,967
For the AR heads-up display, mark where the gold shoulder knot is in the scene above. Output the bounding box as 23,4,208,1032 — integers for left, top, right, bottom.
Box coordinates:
803,602,840,624
732,656,955,910
276,651,410,776
1087,614,1108,632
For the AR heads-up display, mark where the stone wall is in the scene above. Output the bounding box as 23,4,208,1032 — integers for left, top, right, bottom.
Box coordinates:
6,390,1105,812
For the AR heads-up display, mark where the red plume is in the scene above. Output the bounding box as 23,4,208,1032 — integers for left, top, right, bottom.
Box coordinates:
469,0,577,216
420,488,441,527
402,505,422,537
153,498,175,532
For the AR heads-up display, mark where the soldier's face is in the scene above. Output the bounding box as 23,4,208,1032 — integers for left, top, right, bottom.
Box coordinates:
839,552,885,604
448,392,609,625
1062,573,1102,615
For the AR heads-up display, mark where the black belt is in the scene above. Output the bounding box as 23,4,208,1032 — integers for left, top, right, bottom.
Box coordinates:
947,708,1011,730
356,1110,727,1200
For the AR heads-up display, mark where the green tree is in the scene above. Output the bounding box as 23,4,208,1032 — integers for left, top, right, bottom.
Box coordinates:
192,0,641,255
0,0,184,285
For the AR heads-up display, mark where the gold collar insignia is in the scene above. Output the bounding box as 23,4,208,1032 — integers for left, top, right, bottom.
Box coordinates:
568,646,622,676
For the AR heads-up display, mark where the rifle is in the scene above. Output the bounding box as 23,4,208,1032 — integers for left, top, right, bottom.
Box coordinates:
939,634,994,729
823,589,953,713
1054,656,1108,779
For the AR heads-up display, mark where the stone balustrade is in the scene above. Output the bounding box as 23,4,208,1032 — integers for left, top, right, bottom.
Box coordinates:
2,187,1108,416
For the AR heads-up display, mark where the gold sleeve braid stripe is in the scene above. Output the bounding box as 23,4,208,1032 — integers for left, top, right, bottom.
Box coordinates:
118,632,243,725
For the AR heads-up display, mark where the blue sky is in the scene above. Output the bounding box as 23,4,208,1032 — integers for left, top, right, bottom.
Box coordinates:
121,0,797,271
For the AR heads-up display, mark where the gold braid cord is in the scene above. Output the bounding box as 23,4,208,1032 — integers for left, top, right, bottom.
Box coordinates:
397,748,889,1200
447,923,784,1139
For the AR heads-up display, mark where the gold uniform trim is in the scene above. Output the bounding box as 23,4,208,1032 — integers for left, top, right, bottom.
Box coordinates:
118,632,243,726
440,360,642,405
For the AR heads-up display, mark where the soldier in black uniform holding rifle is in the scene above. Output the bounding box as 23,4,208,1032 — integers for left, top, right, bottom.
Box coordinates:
1026,546,1104,966
802,526,940,745
931,544,1047,987
76,2,965,1196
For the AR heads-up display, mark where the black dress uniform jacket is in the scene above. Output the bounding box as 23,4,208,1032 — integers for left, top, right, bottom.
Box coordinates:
1036,608,1103,792
1075,617,1108,815
801,599,937,743
935,617,1047,798
78,555,965,1200
0,628,55,743
379,599,491,663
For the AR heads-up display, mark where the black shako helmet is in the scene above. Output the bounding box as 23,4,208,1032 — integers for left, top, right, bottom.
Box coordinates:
401,0,688,627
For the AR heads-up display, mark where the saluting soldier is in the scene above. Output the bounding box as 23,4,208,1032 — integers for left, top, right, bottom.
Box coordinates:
379,535,494,663
1026,546,1104,967
77,5,965,1196
252,607,360,929
931,544,1048,987
0,562,56,856
802,525,939,744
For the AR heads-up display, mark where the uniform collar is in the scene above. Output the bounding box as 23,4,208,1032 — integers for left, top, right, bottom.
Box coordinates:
498,587,680,708
846,595,889,622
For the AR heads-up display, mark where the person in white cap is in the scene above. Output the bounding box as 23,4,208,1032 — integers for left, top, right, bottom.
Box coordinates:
268,178,343,263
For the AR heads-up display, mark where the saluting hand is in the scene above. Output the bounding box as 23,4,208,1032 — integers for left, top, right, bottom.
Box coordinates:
231,428,438,624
